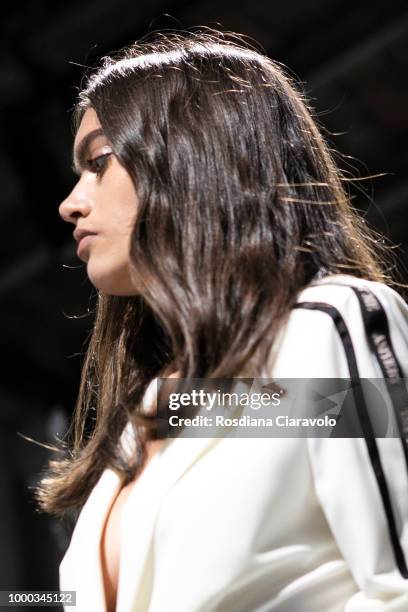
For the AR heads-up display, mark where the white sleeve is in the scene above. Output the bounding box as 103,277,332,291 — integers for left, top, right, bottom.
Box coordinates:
281,279,408,611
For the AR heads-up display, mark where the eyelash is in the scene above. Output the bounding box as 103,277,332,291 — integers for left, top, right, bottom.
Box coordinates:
86,153,112,178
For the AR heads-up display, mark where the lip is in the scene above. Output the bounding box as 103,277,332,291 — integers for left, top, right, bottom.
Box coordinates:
73,228,98,259
77,234,97,258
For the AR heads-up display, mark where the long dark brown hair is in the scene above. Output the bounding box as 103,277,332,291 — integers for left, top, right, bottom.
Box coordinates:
37,27,396,516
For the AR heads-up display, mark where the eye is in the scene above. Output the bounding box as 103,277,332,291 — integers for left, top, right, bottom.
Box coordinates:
86,152,112,178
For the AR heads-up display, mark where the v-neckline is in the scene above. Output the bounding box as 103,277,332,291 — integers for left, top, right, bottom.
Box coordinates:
98,435,169,612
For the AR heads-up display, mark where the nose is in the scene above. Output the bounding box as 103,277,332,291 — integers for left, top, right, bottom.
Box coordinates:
58,182,93,225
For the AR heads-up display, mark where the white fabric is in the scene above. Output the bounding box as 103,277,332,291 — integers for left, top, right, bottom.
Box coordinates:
59,273,408,611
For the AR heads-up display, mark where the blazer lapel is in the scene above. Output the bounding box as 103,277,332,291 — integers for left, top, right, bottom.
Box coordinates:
116,433,222,612
116,377,258,611
60,373,236,612
59,466,123,611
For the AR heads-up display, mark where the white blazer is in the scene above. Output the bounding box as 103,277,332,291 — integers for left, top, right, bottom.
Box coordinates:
60,273,408,611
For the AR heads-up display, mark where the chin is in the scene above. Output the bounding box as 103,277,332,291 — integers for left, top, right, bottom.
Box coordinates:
86,260,139,296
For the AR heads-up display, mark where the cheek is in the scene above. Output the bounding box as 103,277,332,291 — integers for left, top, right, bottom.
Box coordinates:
106,201,138,254
86,166,138,293
106,199,138,264
91,231,131,271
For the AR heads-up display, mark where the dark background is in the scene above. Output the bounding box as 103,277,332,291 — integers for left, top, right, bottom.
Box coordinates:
1,1,408,607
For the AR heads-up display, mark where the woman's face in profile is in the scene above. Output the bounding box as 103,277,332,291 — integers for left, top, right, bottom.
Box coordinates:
59,107,139,296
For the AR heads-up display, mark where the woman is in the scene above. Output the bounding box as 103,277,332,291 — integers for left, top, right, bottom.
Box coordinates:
37,28,408,611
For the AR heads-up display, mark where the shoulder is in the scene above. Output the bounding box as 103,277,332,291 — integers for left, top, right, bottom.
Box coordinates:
265,274,408,378
296,273,407,316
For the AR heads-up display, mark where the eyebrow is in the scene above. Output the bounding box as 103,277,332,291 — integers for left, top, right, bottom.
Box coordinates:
71,128,106,176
